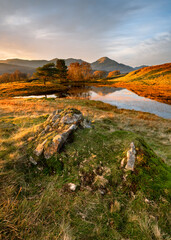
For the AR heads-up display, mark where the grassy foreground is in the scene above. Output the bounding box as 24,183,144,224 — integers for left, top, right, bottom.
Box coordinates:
0,98,171,239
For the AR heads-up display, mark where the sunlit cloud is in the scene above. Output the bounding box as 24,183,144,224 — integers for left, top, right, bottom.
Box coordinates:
0,0,170,65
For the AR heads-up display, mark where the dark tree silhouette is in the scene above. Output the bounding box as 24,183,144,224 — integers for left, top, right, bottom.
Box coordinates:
56,59,67,80
35,63,58,85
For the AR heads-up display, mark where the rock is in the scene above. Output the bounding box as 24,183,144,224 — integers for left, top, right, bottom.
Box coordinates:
145,198,150,203
98,187,107,195
125,142,136,171
120,157,126,168
60,111,83,125
33,108,85,160
44,125,50,132
29,156,37,165
44,124,77,159
68,183,77,191
34,139,47,156
81,119,92,128
51,114,60,123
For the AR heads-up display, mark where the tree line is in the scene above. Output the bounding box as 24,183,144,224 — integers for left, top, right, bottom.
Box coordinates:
35,60,121,84
35,60,93,85
0,59,121,84
0,70,28,83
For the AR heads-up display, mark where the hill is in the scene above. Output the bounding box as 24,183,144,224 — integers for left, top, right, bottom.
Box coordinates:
0,57,135,73
108,63,171,104
0,59,48,68
0,63,35,75
117,63,171,86
0,97,170,239
65,58,85,66
91,57,134,73
134,65,148,70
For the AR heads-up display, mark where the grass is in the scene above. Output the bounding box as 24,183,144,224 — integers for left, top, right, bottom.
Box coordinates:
0,97,171,239
107,63,171,104
0,79,67,98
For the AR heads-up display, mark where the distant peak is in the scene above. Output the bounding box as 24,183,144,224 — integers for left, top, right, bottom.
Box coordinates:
97,57,110,63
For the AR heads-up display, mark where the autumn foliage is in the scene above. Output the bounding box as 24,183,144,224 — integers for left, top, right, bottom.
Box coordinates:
67,62,92,81
93,70,107,79
107,70,120,78
0,70,28,83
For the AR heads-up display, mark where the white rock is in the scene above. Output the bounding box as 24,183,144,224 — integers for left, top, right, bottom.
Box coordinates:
125,142,136,171
29,156,37,165
120,158,125,168
34,139,47,156
68,183,77,191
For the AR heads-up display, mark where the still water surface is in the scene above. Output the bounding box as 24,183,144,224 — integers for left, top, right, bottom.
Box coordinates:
15,86,171,119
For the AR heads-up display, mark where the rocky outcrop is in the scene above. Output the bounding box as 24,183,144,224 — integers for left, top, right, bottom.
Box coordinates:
125,142,136,171
121,142,136,171
30,108,91,162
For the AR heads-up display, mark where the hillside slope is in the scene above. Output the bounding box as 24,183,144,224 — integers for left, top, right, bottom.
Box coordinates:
0,98,170,239
0,63,35,74
109,63,171,104
121,63,171,85
0,59,48,68
0,57,134,73
91,57,134,73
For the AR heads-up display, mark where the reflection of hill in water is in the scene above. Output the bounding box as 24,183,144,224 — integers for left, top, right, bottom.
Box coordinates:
90,86,123,96
55,84,91,98
54,86,123,98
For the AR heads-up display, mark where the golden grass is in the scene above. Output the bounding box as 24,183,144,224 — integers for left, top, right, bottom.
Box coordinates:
0,97,170,239
107,63,171,104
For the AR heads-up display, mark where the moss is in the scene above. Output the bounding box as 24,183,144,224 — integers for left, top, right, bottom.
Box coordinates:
0,98,170,239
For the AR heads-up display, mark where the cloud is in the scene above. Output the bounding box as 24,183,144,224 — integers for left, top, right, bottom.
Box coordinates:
0,0,170,65
107,32,171,66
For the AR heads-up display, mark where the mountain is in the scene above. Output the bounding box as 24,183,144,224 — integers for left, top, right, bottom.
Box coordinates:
0,59,49,68
0,57,143,74
65,58,85,66
91,57,134,73
134,65,148,70
0,63,35,75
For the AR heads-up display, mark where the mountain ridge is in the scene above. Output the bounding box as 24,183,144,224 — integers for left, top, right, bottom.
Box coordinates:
0,57,141,74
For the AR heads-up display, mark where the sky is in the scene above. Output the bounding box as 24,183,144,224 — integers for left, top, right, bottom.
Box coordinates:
0,0,171,66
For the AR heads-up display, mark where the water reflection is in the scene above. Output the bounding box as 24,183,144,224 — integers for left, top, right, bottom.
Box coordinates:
14,86,171,119
89,88,171,119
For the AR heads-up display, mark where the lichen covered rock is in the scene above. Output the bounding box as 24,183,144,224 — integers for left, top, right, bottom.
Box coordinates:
125,142,136,171
30,108,86,162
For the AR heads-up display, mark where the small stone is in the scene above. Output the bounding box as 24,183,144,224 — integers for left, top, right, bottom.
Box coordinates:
98,188,106,195
29,156,37,165
81,119,92,128
34,139,47,156
68,183,77,191
37,166,43,171
145,198,150,203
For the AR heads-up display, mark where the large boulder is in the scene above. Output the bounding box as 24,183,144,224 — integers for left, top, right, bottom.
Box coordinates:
30,108,89,162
